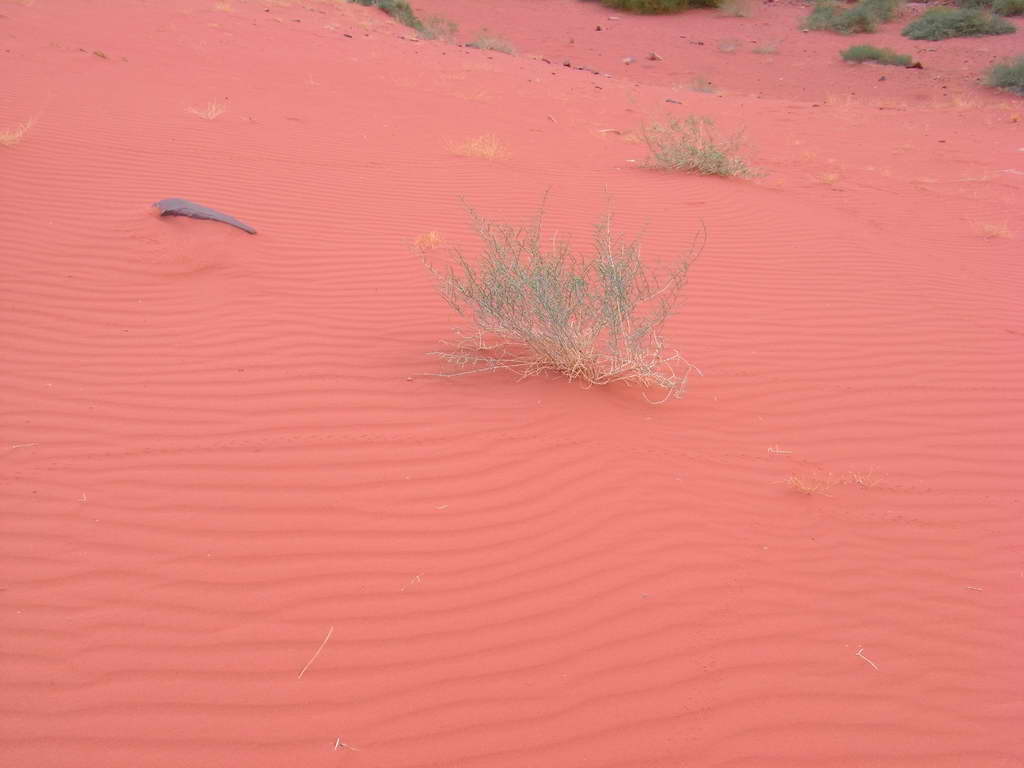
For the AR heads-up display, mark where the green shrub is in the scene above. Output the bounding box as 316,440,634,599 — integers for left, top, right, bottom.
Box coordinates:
805,0,903,32
860,0,903,21
594,0,719,13
805,1,878,33
424,205,703,400
642,116,755,177
955,0,1024,11
902,8,1015,39
993,0,1024,15
985,55,1024,92
841,44,913,65
348,0,423,30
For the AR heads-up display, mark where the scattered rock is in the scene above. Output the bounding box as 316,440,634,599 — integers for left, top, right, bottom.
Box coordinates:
648,51,662,61
596,25,602,31
907,61,923,69
623,56,635,65
666,98,682,104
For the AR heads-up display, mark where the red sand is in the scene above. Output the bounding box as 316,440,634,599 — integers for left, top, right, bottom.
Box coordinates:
2,0,1022,766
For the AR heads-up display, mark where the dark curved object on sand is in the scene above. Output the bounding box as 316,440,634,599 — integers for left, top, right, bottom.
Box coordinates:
153,198,257,235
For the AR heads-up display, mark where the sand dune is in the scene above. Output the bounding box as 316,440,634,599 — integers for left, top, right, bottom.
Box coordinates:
2,0,1022,766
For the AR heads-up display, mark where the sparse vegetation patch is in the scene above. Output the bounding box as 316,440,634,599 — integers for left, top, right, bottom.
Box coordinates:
466,34,516,55
420,14,459,42
347,0,424,31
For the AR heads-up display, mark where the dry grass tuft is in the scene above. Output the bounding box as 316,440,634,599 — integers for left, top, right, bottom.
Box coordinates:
783,472,838,496
641,115,756,177
448,134,508,159
752,40,782,54
187,102,228,120
0,118,35,147
690,76,717,93
843,469,881,488
973,220,1013,238
423,203,704,402
415,231,444,252
782,467,882,495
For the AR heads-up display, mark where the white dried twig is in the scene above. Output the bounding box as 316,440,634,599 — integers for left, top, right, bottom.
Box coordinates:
298,626,334,679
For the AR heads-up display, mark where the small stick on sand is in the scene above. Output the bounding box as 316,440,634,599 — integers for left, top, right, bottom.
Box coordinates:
401,573,424,592
298,625,334,679
855,647,879,671
334,737,360,752
965,586,983,592
10,443,39,450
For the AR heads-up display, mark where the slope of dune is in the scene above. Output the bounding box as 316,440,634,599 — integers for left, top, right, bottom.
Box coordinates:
1,0,1022,766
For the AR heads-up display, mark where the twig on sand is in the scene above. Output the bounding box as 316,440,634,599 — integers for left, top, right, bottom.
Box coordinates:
334,737,360,752
9,443,39,450
855,647,879,671
400,573,424,592
965,586,983,592
298,625,334,679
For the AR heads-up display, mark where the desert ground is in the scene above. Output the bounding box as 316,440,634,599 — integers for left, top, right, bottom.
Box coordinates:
2,0,1022,766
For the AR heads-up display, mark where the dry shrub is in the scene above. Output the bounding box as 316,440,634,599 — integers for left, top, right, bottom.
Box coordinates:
187,102,228,120
415,231,444,251
448,134,508,159
424,204,704,401
0,118,35,147
642,116,756,177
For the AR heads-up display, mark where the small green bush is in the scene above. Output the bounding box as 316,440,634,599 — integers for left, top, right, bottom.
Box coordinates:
902,8,1015,39
805,0,903,32
348,0,423,31
425,205,703,400
861,0,903,20
642,116,755,177
993,0,1024,15
805,1,878,33
594,0,718,13
985,55,1024,92
841,44,913,65
955,0,1023,11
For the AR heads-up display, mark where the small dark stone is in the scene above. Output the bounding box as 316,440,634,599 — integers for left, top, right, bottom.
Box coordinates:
666,98,682,104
